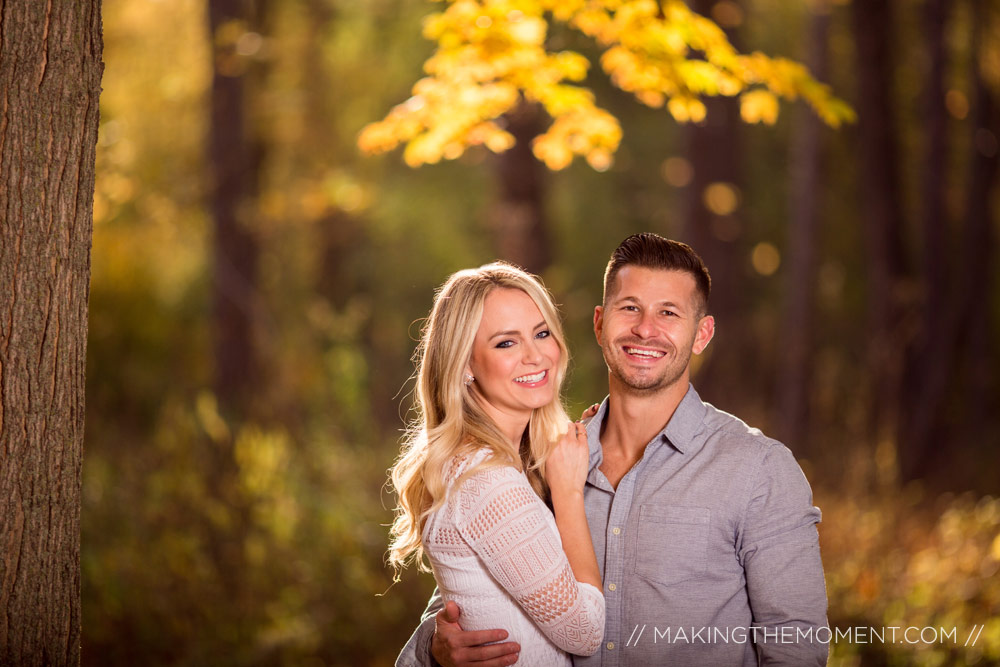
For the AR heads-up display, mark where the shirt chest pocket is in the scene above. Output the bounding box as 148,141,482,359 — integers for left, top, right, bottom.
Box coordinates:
633,504,711,586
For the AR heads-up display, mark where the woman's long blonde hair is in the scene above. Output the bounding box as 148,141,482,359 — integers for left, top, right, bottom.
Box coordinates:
388,262,571,576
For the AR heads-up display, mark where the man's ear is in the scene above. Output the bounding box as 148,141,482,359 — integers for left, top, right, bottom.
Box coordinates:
692,315,715,355
593,305,604,343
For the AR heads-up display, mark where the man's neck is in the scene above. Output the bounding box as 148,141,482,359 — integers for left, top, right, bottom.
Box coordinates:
601,373,690,463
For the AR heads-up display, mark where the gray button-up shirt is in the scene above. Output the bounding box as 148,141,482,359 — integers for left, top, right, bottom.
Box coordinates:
396,384,829,666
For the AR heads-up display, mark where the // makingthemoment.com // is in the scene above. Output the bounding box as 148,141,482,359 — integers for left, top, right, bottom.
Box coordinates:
623,624,985,648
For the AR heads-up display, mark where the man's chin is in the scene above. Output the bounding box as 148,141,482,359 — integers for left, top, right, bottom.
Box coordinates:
615,372,668,393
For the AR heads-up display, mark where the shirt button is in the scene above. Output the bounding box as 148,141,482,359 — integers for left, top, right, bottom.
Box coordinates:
612,527,621,535
607,583,616,591
607,642,615,650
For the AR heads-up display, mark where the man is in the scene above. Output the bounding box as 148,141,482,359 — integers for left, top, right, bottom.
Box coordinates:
397,233,828,666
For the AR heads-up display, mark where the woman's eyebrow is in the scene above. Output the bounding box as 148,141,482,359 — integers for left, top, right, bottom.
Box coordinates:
489,320,547,339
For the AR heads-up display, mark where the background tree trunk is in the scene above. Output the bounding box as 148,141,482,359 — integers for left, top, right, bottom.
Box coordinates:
682,0,744,408
951,0,999,479
851,0,910,449
775,3,831,453
208,0,266,422
0,1,103,665
489,100,551,275
898,0,953,479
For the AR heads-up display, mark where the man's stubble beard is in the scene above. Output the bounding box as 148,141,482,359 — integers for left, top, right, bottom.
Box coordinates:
601,335,693,395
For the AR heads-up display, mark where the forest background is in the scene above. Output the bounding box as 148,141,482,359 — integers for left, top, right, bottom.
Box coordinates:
82,0,1000,664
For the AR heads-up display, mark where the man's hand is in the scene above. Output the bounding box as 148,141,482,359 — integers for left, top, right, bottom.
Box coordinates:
431,601,519,667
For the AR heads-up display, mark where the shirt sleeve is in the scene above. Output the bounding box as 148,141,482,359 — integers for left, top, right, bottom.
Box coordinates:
450,463,605,656
738,443,829,666
394,588,443,667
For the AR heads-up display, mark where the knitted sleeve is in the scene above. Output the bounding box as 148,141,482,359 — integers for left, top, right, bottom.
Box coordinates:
449,462,604,656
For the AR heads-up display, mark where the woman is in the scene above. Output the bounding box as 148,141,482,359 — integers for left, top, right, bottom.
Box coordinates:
389,262,604,664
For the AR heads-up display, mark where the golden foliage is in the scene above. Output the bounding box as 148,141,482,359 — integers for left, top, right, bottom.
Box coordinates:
359,0,855,169
820,488,1000,664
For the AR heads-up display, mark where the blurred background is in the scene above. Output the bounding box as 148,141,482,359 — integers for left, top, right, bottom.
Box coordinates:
84,0,1000,664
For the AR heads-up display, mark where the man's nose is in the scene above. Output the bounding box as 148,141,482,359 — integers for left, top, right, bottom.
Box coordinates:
632,310,657,339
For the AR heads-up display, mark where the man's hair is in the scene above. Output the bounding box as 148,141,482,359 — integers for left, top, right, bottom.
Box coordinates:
603,233,712,314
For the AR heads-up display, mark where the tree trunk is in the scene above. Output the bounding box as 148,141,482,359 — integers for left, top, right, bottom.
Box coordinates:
682,0,744,408
204,0,271,635
0,1,103,665
489,100,551,275
208,0,265,421
850,0,910,448
952,0,999,475
775,3,831,453
898,0,953,479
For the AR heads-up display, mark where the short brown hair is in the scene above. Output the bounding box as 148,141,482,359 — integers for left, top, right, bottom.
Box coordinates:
603,233,711,314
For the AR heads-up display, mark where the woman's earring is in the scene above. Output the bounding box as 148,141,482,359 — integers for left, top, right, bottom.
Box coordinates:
464,374,475,386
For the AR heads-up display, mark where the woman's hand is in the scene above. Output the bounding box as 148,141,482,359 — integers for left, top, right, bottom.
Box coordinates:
544,421,590,499
579,403,600,421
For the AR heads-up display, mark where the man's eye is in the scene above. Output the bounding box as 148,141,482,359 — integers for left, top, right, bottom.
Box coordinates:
662,310,677,317
622,305,638,312
495,340,514,349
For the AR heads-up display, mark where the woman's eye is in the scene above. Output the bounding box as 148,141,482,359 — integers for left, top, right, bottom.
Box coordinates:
536,330,550,339
495,340,514,349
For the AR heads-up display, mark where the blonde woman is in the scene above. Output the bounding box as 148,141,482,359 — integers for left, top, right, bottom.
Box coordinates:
389,262,604,666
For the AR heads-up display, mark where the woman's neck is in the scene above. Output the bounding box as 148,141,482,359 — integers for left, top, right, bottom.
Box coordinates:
474,396,530,448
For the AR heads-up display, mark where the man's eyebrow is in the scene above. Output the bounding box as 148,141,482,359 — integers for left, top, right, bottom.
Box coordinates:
489,320,547,339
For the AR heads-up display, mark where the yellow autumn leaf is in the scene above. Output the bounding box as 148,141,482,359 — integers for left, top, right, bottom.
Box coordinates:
667,96,691,122
507,16,546,45
740,89,779,124
360,0,854,170
532,134,573,170
687,97,706,122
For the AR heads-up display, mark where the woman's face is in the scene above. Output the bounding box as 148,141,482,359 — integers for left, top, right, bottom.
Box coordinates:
467,288,561,435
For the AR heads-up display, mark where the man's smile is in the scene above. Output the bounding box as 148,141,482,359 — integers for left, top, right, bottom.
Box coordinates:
623,345,666,360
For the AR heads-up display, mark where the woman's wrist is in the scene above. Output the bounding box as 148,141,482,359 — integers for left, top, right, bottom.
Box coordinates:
549,486,585,508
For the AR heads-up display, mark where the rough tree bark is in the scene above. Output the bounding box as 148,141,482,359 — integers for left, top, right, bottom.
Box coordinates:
0,1,103,665
775,3,831,453
489,99,551,275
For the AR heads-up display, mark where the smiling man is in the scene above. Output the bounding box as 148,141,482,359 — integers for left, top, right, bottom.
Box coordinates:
398,233,829,667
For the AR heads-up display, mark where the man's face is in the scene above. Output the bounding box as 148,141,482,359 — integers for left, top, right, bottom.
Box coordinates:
595,266,714,394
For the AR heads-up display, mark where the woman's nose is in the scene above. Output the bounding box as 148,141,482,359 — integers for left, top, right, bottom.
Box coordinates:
523,340,543,363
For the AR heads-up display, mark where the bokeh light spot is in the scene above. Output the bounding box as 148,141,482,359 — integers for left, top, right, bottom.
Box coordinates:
661,157,693,187
236,31,263,57
703,182,740,215
945,90,968,119
751,242,780,276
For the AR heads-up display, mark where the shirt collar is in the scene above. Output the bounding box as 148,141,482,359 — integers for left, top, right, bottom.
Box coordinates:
662,384,708,453
583,383,707,467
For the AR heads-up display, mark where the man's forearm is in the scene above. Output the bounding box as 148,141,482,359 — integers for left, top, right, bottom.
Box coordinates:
396,589,444,667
